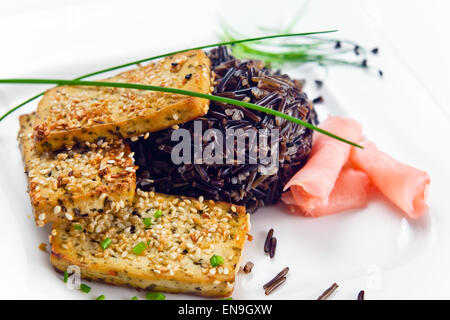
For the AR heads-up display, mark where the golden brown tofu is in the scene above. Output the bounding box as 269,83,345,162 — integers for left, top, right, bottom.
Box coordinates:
18,113,136,226
34,50,211,152
50,191,250,297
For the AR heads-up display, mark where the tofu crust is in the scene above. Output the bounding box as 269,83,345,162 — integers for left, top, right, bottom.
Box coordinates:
34,50,211,152
50,191,250,297
18,113,136,226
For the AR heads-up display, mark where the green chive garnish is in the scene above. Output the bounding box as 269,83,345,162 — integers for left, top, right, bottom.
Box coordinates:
133,241,147,255
146,292,166,300
0,30,336,123
100,237,112,250
0,78,361,148
131,296,139,300
63,271,69,283
95,294,105,300
210,254,224,267
74,224,82,231
80,284,91,293
154,209,163,219
221,297,233,300
143,217,153,228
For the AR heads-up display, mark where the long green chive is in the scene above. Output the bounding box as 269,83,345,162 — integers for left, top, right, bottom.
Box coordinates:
143,217,153,228
100,237,112,250
131,296,139,300
0,31,336,122
221,297,233,300
146,292,166,300
95,294,105,300
154,209,163,219
133,241,147,255
80,283,91,293
63,271,69,283
0,79,361,148
210,254,224,267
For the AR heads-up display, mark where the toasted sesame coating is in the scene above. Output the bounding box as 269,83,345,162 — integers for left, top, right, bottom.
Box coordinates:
18,113,136,226
50,191,250,297
33,50,211,152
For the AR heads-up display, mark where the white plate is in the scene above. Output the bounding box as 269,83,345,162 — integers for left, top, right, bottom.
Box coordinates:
0,0,449,300
0,55,449,300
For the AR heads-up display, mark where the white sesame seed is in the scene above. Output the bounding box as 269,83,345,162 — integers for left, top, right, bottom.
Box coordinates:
38,213,46,220
53,205,61,215
65,213,73,220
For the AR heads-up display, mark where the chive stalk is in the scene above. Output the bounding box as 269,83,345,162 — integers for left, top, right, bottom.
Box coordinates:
0,31,336,122
0,78,362,148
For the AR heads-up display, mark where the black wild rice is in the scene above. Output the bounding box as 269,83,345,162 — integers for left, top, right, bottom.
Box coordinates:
264,228,274,253
357,290,365,300
264,276,286,295
130,47,317,213
243,261,254,274
269,237,277,259
317,283,339,300
312,96,324,104
263,267,289,289
314,80,323,89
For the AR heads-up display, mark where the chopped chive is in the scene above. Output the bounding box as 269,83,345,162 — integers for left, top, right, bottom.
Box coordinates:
154,209,163,219
100,237,112,250
74,224,82,231
143,217,153,227
210,254,224,267
0,78,362,148
95,294,105,300
63,271,69,283
146,292,166,300
131,296,139,300
80,283,91,293
133,241,147,255
221,297,233,300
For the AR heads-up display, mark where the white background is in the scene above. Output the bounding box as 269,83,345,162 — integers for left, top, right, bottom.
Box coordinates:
0,0,449,299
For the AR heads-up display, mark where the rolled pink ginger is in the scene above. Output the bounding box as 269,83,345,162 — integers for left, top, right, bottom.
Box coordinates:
282,168,371,217
350,141,430,219
283,116,363,212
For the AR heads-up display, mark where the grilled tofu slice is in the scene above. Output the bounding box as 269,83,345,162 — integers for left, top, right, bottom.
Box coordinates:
34,50,211,152
50,190,250,297
18,113,136,226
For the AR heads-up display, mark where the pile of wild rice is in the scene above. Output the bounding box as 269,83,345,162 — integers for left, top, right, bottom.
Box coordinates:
130,47,317,213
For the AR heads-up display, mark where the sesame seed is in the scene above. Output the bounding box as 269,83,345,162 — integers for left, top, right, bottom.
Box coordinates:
53,205,62,215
